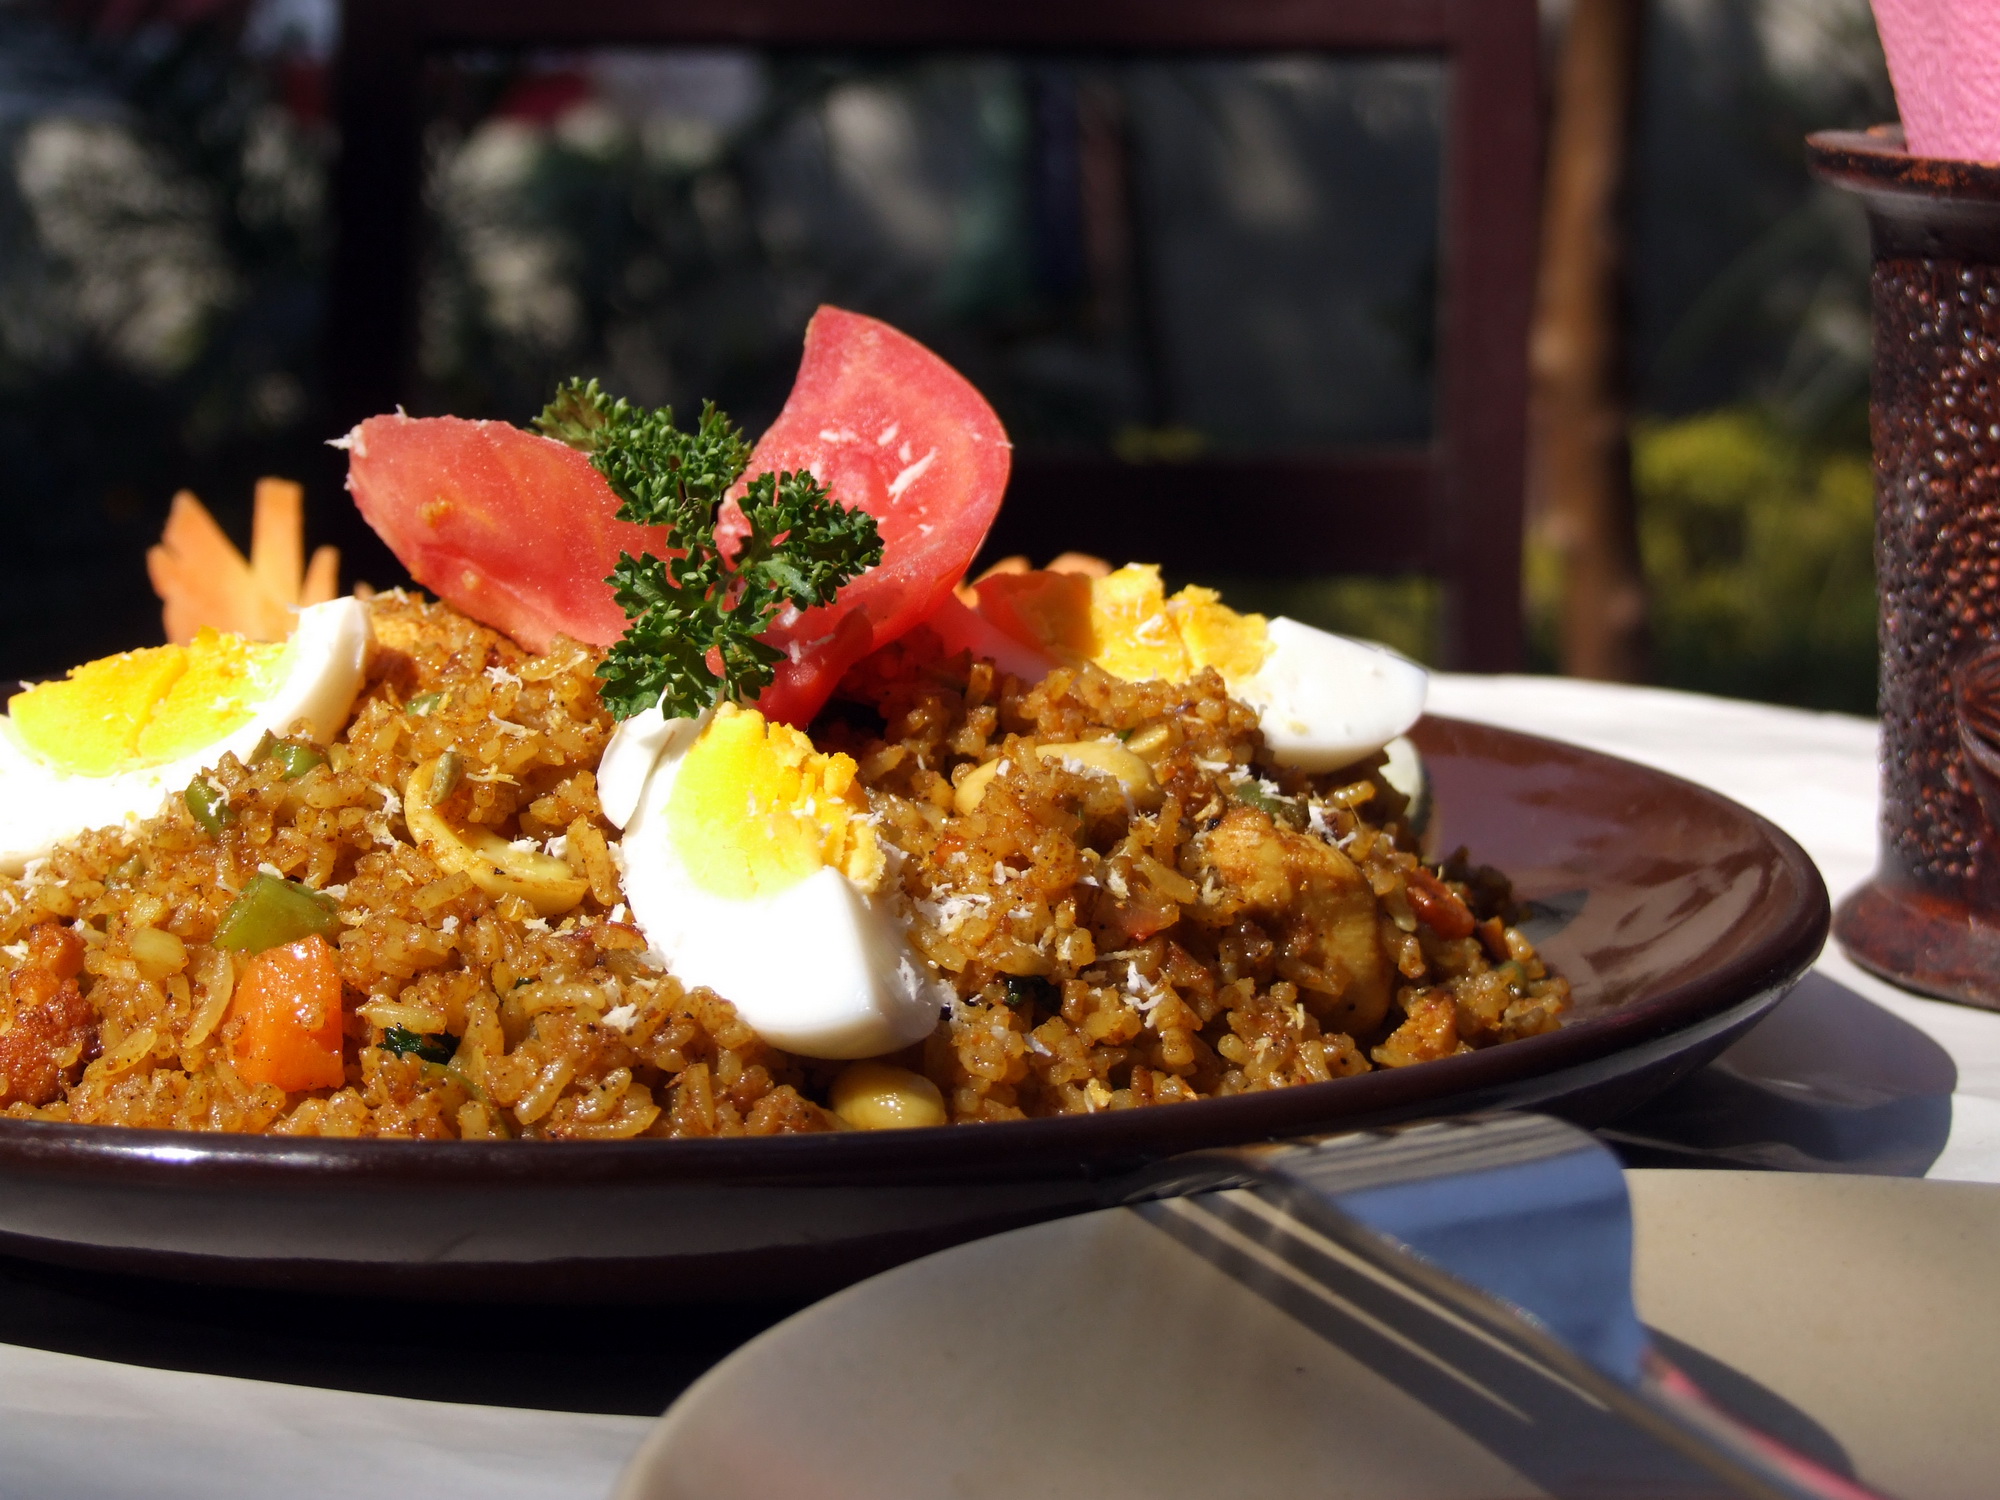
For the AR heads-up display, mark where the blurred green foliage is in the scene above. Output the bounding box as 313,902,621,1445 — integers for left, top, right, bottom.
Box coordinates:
1205,401,1884,720
0,7,346,678
1527,407,1878,714
1636,408,1876,713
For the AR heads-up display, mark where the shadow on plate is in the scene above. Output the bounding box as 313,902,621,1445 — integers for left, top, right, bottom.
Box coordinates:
1599,970,1956,1176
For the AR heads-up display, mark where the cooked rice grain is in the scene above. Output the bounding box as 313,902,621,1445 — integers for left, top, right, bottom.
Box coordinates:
0,596,1567,1137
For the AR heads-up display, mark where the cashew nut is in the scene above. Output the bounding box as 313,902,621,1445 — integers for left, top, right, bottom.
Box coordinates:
953,739,1161,816
404,755,590,917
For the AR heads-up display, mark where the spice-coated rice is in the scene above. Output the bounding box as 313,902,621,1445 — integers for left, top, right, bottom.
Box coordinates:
0,594,1567,1137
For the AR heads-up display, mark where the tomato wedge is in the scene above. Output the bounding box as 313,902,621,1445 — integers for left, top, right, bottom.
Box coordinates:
724,307,1012,724
345,307,1010,724
345,415,672,653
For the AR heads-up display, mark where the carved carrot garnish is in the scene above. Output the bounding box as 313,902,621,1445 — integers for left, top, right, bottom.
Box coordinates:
147,478,340,643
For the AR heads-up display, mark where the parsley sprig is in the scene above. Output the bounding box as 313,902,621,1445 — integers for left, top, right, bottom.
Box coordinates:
535,379,884,720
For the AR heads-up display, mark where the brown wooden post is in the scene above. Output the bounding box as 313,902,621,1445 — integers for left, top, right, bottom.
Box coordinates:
1532,0,1649,682
1437,0,1541,672
324,1,1542,664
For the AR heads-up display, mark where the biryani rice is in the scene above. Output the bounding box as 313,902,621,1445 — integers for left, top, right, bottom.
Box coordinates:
0,593,1567,1137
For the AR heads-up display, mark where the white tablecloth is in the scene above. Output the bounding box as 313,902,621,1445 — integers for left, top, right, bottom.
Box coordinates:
0,1345,653,1500
6,673,1996,1499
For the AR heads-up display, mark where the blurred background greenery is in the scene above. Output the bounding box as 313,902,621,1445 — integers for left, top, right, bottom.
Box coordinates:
1621,408,1876,709
0,0,335,676
0,0,1890,713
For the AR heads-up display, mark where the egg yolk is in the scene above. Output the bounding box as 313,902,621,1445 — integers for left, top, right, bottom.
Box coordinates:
976,563,1271,686
9,628,290,776
666,703,885,900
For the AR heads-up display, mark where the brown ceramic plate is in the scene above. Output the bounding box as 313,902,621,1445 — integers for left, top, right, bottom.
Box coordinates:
0,717,1828,1303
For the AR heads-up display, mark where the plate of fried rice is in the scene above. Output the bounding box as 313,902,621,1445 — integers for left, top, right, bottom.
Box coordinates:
0,311,1827,1298
0,600,1825,1299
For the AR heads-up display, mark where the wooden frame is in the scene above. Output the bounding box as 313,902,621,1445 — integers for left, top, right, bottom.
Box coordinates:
329,0,1540,669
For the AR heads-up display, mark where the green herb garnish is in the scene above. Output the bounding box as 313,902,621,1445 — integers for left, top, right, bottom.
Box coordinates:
380,1025,460,1065
534,378,884,721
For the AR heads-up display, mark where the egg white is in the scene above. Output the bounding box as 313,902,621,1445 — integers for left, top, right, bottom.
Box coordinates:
595,703,695,832
0,597,372,874
1378,734,1428,832
615,716,949,1060
1232,617,1428,772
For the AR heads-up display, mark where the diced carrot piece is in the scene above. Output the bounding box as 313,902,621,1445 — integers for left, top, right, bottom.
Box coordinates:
27,920,84,980
229,934,345,1092
10,921,87,1010
1406,868,1477,940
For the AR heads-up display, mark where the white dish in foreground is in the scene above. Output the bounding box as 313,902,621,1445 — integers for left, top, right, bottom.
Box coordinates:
616,1169,2000,1500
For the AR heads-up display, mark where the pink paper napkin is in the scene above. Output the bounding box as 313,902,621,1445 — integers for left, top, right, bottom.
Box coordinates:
1875,0,2000,162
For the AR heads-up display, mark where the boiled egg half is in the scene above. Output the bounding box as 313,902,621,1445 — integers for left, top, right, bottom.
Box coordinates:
610,702,947,1059
974,563,1427,772
0,597,371,873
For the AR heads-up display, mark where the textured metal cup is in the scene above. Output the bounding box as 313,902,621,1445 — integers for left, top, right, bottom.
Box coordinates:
1952,640,2000,830
1812,126,2000,1008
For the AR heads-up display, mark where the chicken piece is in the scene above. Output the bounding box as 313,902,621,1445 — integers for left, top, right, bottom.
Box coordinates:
1190,804,1393,1036
1370,989,1464,1068
0,922,96,1107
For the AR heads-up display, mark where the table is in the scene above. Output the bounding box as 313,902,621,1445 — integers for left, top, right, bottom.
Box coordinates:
1428,675,2000,1182
5,675,1995,1499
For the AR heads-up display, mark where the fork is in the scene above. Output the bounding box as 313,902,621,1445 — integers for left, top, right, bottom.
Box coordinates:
1121,1113,1888,1500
